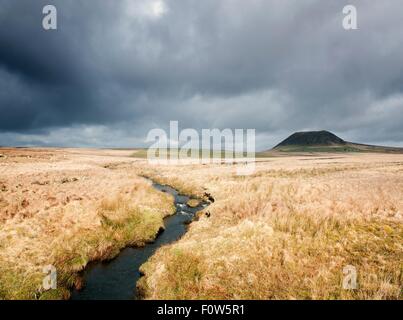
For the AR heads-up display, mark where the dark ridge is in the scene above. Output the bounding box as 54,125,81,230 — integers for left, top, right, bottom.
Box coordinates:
274,130,346,148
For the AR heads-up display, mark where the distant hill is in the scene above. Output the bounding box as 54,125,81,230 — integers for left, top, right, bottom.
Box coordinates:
274,131,345,148
130,130,403,159
262,130,403,154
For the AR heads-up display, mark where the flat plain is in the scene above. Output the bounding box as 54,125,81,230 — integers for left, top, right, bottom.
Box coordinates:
0,148,402,299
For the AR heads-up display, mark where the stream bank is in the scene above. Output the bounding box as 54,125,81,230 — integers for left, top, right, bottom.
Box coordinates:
71,182,209,300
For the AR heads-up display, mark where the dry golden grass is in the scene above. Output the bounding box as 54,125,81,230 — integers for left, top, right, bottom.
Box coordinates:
138,153,403,300
0,148,174,299
1,149,402,300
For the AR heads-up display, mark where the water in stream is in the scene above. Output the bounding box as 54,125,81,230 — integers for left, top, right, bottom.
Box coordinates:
71,183,208,300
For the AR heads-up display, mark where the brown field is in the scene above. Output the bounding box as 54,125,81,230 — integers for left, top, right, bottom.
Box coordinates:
0,148,402,299
0,148,174,299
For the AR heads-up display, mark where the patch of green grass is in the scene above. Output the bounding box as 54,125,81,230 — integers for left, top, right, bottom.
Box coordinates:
0,265,44,300
39,288,71,300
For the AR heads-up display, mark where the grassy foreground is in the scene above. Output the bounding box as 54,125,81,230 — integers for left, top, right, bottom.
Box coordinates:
0,149,175,299
137,154,403,299
1,149,402,300
0,181,174,300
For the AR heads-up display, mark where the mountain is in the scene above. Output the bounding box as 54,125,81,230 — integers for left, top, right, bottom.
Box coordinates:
264,130,403,153
274,130,345,148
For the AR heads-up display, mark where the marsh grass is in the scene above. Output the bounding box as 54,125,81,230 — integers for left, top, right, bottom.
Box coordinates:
0,176,175,300
137,156,403,299
1,150,402,300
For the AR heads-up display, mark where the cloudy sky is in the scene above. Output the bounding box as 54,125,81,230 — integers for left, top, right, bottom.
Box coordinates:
0,0,402,150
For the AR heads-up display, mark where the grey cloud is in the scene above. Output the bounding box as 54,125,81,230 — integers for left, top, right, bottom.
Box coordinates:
0,0,403,149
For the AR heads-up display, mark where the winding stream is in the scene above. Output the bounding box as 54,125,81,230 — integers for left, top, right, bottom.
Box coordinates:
71,182,208,300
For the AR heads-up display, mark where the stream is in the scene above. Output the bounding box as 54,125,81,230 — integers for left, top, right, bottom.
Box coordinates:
71,182,208,300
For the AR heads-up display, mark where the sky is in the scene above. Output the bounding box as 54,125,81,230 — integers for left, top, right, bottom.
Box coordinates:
0,0,403,150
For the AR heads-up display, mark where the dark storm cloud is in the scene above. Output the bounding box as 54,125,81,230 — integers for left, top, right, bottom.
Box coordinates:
0,0,403,148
